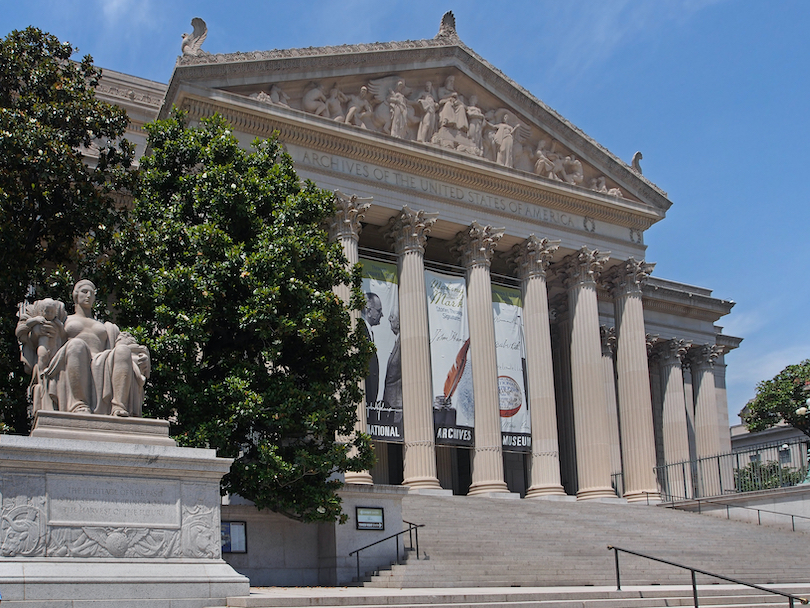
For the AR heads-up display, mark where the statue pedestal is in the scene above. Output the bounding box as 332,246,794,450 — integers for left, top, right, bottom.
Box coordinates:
0,412,250,607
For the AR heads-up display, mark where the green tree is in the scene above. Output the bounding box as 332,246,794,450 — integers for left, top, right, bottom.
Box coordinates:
87,109,374,522
742,360,810,439
0,27,134,433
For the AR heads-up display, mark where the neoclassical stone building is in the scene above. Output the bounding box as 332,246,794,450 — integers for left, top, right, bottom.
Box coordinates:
98,14,740,502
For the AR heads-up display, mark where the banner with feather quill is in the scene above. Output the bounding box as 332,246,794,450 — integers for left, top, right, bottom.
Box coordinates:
492,285,531,452
425,269,474,446
360,259,403,443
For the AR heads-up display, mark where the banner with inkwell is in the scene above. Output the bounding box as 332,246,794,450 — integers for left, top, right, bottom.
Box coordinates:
492,285,531,452
360,259,403,443
425,269,474,447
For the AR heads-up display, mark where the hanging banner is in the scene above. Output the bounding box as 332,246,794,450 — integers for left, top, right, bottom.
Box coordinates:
492,285,531,452
425,269,474,446
360,259,403,443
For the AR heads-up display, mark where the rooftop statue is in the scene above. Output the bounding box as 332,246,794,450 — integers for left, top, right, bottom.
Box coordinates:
17,280,150,417
181,17,208,57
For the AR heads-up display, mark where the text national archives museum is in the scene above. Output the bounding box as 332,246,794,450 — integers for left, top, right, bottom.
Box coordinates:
103,14,740,502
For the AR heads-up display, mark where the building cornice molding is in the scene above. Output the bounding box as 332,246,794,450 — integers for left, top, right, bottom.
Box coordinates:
177,93,662,232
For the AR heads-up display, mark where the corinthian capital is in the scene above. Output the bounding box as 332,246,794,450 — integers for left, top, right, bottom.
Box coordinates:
452,221,504,269
655,338,691,366
688,343,722,369
602,258,655,297
385,206,438,255
510,235,560,280
600,325,616,356
327,190,372,242
556,246,610,290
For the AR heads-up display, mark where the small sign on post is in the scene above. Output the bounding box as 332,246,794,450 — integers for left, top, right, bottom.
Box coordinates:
356,507,384,530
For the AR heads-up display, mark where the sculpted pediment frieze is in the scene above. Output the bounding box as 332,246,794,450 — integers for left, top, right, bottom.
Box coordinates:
167,14,669,213
224,70,630,201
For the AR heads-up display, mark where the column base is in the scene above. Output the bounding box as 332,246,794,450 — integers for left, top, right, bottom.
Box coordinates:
624,490,661,504
403,475,442,490
525,485,569,499
344,471,373,485
576,486,618,501
467,480,510,496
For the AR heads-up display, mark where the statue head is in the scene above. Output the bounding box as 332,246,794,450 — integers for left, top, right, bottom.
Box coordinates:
72,279,97,308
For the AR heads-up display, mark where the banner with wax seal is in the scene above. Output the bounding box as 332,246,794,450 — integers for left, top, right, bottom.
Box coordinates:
360,259,403,443
492,285,531,452
425,269,474,447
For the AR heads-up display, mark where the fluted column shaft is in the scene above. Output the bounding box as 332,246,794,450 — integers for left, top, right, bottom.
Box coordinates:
657,339,692,499
558,247,616,500
455,222,509,495
600,327,623,479
605,259,660,502
328,192,373,485
512,236,565,497
386,207,441,490
691,345,723,459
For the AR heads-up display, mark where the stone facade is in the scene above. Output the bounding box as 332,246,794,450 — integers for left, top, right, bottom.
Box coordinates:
96,15,740,502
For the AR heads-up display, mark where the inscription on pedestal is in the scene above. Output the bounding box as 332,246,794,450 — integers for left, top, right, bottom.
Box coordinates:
47,475,181,528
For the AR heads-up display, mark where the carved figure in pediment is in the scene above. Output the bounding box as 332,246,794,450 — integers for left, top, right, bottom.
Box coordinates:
344,86,373,128
326,84,347,121
437,75,459,103
590,176,623,198
465,95,485,156
367,76,405,134
438,91,468,132
533,139,566,181
414,81,438,143
562,156,584,185
489,114,522,168
388,80,410,139
268,85,290,107
302,83,328,117
591,175,608,193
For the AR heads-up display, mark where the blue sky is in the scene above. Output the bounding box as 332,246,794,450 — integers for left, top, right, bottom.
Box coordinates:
3,0,809,425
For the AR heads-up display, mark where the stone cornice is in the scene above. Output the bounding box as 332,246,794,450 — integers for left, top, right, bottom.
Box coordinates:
642,281,735,323
176,92,662,231
166,38,670,212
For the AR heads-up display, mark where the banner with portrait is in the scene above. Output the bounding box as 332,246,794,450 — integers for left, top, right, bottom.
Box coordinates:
425,269,474,447
492,285,531,452
360,259,403,443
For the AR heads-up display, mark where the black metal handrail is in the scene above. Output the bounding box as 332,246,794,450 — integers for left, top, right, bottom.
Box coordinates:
348,521,424,582
607,545,808,607
665,496,810,532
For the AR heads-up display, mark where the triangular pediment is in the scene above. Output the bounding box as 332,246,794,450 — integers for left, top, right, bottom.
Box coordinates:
164,21,670,217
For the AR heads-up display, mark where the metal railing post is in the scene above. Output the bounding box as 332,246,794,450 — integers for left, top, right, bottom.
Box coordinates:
415,526,420,559
610,546,621,590
395,535,400,564
691,569,698,607
356,552,360,582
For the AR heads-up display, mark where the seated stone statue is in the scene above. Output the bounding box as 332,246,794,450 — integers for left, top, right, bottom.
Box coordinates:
16,280,150,417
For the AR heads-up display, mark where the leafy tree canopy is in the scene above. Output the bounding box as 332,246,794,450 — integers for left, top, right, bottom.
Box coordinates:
742,360,810,439
87,109,374,522
0,27,133,433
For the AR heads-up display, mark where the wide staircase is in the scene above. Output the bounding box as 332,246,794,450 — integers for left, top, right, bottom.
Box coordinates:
364,493,810,588
219,494,810,608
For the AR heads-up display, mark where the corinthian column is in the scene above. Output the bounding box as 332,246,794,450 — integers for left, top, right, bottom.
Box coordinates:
385,207,441,490
511,236,566,498
557,247,616,500
656,339,692,499
328,191,373,485
454,222,509,495
599,326,622,481
603,259,660,503
690,344,723,459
